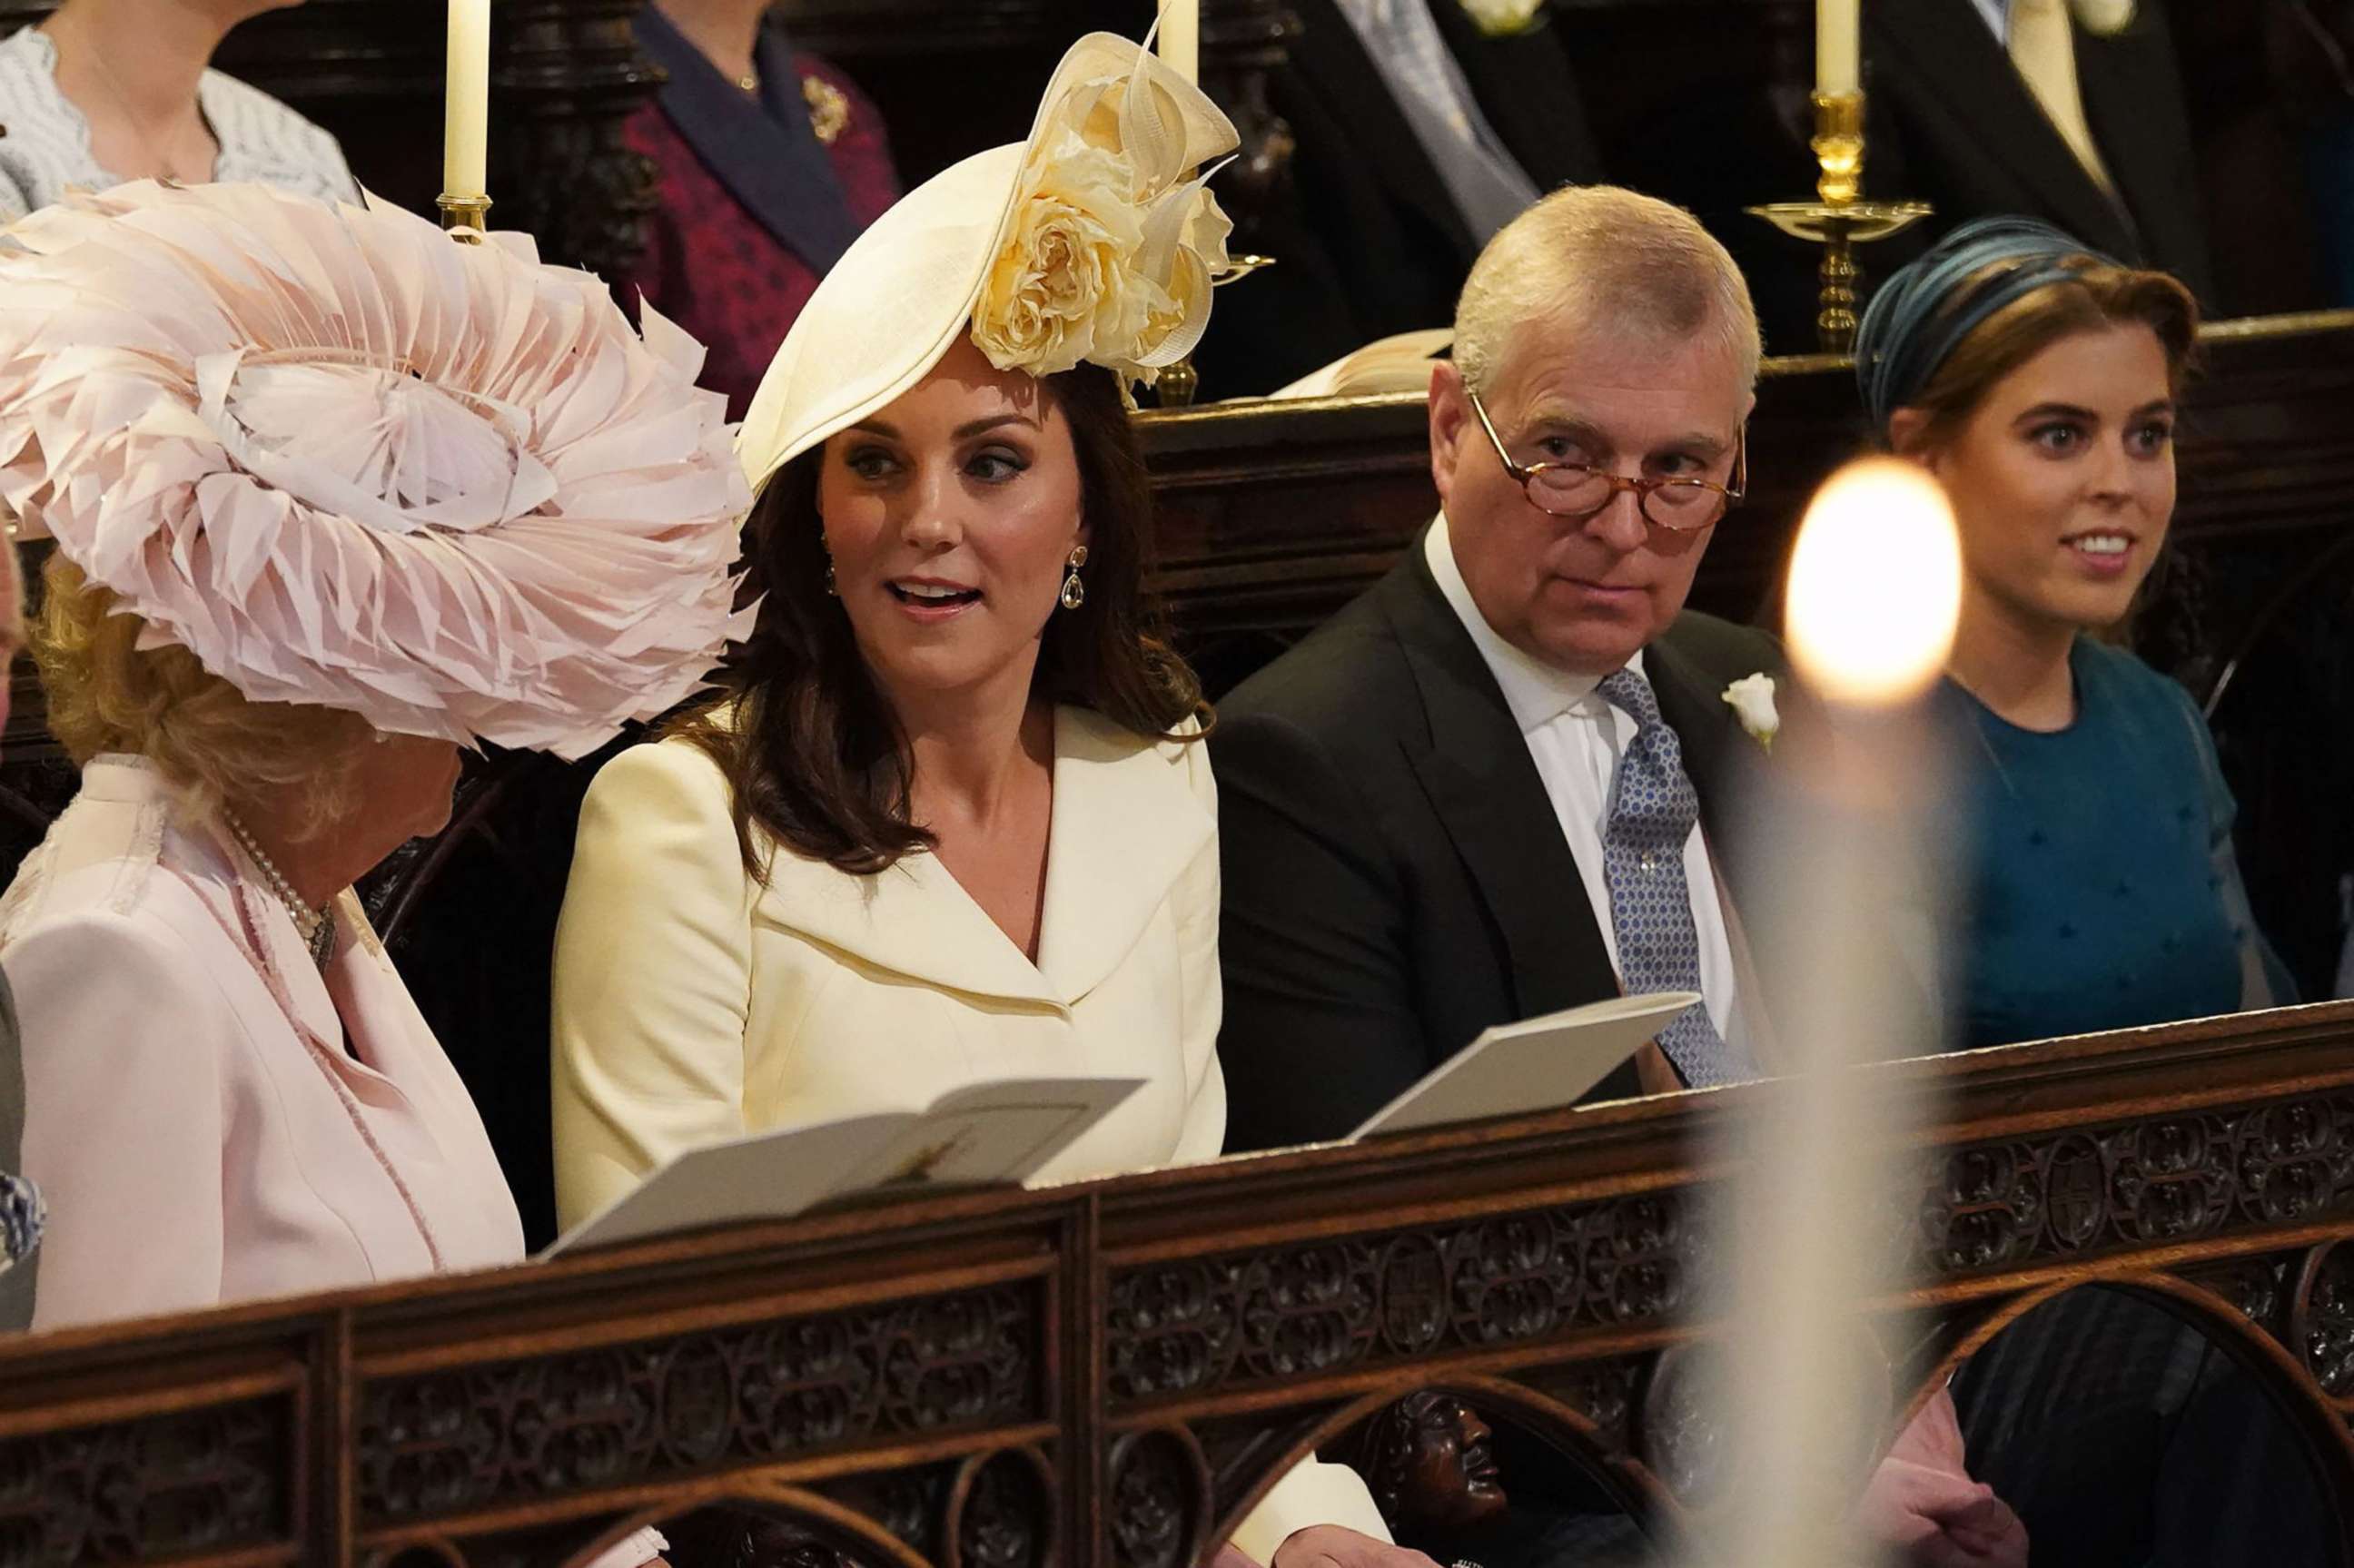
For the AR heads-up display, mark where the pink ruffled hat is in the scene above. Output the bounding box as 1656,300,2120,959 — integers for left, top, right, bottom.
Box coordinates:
0,182,753,760
736,31,1240,495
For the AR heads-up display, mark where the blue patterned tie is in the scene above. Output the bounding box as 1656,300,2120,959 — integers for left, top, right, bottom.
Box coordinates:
1597,667,1752,1088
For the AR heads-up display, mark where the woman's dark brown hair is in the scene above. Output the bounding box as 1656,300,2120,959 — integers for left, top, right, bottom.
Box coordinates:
671,362,1209,878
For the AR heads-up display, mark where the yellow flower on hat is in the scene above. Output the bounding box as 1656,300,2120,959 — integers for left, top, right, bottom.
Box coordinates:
735,34,1242,488
974,133,1149,378
972,60,1236,389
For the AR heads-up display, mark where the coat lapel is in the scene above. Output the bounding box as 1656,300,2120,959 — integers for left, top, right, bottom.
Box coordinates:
1289,0,1479,262
633,9,862,273
2073,15,2208,286
1383,549,1621,1021
1423,0,1602,192
1866,0,2134,253
1035,709,1215,1005
753,708,1211,1011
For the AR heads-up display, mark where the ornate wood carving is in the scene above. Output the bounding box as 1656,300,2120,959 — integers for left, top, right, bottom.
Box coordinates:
1107,1192,1695,1405
7,1006,2354,1562
1922,1093,2354,1277
0,1394,292,1567
358,1284,1039,1526
1105,1428,1210,1568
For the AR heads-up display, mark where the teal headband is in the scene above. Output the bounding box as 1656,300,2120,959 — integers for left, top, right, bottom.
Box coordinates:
1854,217,2123,433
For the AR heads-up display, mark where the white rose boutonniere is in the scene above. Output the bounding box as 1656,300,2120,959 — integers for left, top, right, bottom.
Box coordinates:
1460,0,1548,39
2069,0,2135,36
1722,673,1780,753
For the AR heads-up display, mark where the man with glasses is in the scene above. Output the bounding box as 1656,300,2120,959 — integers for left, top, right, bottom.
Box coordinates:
1213,184,1781,1152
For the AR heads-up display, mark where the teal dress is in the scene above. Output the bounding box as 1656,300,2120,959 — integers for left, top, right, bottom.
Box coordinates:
1936,638,2272,1051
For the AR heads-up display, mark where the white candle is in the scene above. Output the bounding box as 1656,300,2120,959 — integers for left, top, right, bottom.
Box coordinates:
1697,457,1963,1568
443,0,491,201
1815,0,1861,96
1159,0,1199,86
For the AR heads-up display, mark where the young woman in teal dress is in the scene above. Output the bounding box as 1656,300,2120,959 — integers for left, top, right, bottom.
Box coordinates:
1854,222,2319,1568
1857,217,2287,1054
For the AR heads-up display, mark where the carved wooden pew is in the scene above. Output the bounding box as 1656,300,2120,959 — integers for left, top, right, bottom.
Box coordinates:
5,1001,2353,1566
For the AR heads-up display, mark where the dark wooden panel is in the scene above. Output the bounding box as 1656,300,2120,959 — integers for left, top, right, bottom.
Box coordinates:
6,1003,2354,1563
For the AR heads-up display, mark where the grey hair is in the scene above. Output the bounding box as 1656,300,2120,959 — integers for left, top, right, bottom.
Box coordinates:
1452,185,1762,397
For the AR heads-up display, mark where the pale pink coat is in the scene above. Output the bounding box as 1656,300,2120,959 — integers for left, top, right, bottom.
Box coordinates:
0,756,524,1330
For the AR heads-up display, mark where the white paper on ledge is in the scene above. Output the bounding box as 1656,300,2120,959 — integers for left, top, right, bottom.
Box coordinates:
1349,990,1701,1139
1268,327,1454,400
541,1076,1146,1257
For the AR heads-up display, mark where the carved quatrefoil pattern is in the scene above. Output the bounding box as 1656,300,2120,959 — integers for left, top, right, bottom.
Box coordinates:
357,1285,1037,1524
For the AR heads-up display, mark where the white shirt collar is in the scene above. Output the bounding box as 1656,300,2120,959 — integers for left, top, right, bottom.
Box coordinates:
1423,514,1636,733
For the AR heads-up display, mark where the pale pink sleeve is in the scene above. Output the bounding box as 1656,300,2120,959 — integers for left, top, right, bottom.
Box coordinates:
9,912,229,1330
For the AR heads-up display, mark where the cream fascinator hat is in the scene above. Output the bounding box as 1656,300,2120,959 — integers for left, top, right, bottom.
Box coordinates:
737,31,1239,494
0,182,752,760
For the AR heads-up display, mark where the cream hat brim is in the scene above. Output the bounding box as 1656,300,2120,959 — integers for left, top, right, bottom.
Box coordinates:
735,32,1238,494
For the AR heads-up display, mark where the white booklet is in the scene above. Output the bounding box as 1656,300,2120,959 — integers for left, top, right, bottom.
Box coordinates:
1349,991,1702,1139
543,1076,1143,1257
1268,327,1454,399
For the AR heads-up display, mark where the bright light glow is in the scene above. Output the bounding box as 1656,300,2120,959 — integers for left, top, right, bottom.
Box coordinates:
1785,458,1963,706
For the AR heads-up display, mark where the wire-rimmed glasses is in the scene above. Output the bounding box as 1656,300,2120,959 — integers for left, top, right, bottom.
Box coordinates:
1469,390,1746,532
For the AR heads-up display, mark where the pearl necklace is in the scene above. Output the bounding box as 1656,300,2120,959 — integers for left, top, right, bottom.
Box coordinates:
223,812,336,969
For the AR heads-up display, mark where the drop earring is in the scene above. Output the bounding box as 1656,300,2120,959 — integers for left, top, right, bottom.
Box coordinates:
1059,545,1088,611
825,561,837,597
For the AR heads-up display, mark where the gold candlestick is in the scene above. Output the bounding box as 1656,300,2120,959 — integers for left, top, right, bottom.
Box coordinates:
437,193,492,244
1747,91,1931,354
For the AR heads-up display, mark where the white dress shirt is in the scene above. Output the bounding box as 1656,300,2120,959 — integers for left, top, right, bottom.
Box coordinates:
1971,0,2010,44
1425,517,1750,1055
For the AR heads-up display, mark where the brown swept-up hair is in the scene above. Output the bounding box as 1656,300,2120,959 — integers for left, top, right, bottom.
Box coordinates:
671,362,1209,878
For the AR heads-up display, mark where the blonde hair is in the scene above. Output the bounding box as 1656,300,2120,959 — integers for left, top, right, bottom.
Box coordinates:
1453,185,1762,397
34,556,371,838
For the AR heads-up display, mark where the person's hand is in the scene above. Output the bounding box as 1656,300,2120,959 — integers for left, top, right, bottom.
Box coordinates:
1855,1455,2029,1568
1209,1547,1263,1568
1271,1525,1444,1568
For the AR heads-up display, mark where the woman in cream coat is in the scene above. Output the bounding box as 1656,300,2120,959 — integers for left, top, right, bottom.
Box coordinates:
554,34,1420,1568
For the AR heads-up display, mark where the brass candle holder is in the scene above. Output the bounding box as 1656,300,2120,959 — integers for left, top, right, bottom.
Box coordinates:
1746,92,1930,354
1156,252,1277,409
437,193,492,244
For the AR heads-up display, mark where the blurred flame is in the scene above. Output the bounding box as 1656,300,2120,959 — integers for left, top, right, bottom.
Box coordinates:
1785,459,1962,706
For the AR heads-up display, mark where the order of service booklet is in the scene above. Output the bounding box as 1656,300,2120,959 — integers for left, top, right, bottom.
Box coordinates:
543,1076,1143,1257
1348,990,1703,1139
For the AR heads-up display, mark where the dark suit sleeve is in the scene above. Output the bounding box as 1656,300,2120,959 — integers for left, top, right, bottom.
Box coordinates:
1213,710,1433,1152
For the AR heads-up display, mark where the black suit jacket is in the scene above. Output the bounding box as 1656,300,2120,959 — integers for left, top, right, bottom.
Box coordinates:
1867,0,2215,303
1212,541,1788,1152
1192,2,1602,396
